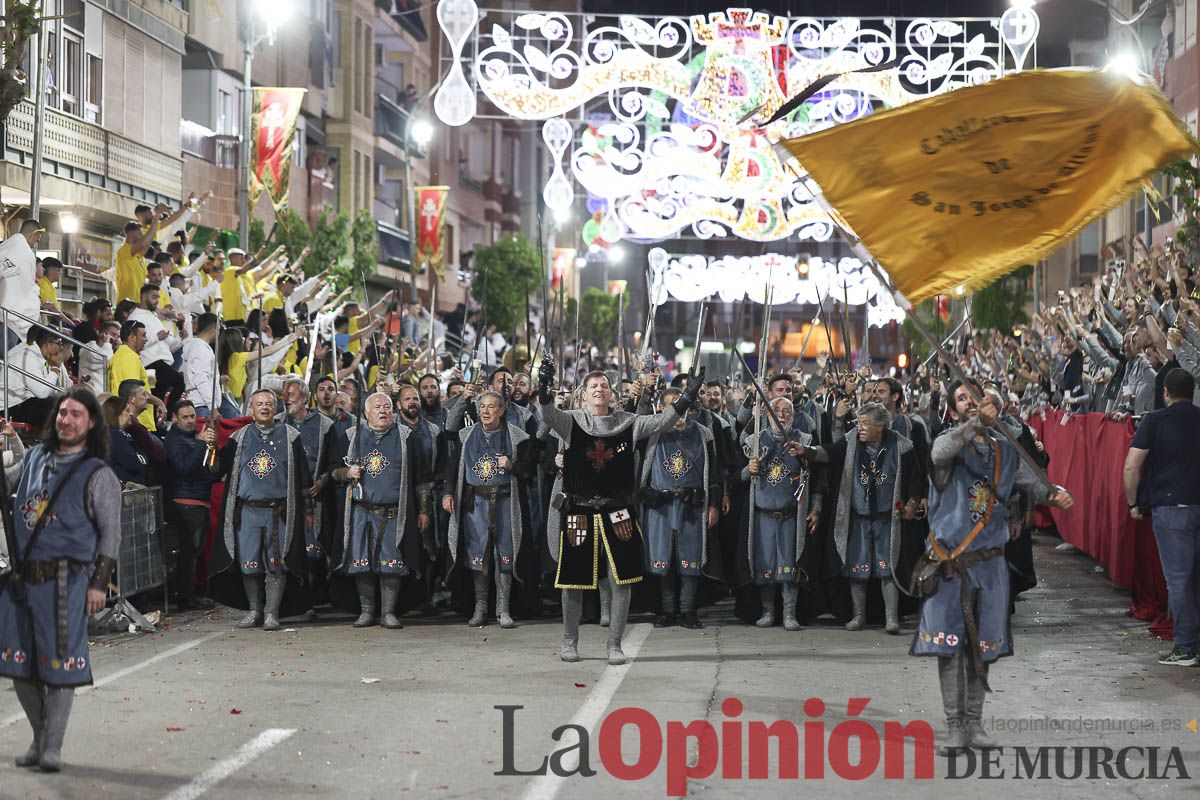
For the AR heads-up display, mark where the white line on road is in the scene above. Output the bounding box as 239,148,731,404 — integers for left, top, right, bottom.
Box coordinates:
161,728,296,800
1,631,225,727
521,623,652,800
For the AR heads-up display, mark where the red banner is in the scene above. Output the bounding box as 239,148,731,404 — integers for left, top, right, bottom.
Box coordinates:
551,247,575,290
249,88,306,212
415,185,449,280
608,279,627,297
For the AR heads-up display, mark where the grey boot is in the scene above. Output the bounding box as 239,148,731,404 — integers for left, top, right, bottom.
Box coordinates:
882,580,901,634
844,581,867,631
755,584,775,627
38,687,74,773
468,572,489,627
12,679,44,767
679,575,703,629
262,572,286,631
496,572,516,629
965,659,995,748
237,576,264,628
938,653,969,755
561,589,582,662
598,579,611,627
782,583,801,631
380,575,403,629
353,574,378,627
607,575,632,666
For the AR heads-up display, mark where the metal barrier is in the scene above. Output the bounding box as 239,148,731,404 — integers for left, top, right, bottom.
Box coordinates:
99,486,168,632
0,306,108,411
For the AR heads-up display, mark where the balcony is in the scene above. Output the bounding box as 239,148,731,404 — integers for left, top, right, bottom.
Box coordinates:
180,121,238,169
377,219,412,268
375,94,427,158
3,100,182,205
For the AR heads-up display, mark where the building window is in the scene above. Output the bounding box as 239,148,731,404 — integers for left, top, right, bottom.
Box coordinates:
61,34,82,117
218,89,234,135
84,53,101,123
363,27,372,119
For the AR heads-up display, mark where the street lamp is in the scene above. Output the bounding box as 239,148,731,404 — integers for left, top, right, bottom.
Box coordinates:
238,0,292,248
403,108,436,303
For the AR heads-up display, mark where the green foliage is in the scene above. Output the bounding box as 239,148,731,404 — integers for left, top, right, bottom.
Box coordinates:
350,208,379,289
274,209,313,265
470,235,541,336
971,264,1033,333
309,207,352,293
578,287,629,351
248,218,267,255
1164,160,1200,256
902,299,964,364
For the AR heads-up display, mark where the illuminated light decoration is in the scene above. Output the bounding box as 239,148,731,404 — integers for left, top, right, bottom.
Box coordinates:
435,4,1039,243
434,0,480,127
542,118,574,212
645,247,905,327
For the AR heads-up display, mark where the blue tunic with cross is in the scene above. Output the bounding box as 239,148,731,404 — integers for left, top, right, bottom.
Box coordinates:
642,422,706,577
845,438,900,579
751,430,805,585
462,424,515,572
344,424,411,575
236,424,291,575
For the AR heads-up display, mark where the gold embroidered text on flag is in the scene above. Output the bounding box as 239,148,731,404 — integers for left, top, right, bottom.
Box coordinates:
249,88,306,213
415,186,450,280
778,69,1198,305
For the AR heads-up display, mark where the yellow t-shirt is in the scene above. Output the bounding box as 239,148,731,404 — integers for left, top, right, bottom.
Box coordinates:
108,344,156,429
38,275,56,305
221,271,246,322
227,351,249,404
348,316,362,355
116,243,147,304
263,290,286,316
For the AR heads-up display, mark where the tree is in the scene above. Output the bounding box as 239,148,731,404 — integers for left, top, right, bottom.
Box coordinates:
350,208,379,287
902,297,966,364
0,4,41,125
971,265,1033,333
309,207,351,291
275,209,313,265
578,287,628,351
470,235,541,336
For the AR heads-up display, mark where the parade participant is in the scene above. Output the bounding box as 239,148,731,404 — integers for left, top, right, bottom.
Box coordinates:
443,391,534,628
315,375,354,438
276,378,337,594
209,388,313,631
638,388,720,629
331,393,432,629
535,357,703,664
797,402,922,634
418,373,447,429
0,389,121,772
446,366,537,435
742,397,817,631
913,380,1072,751
397,384,444,586
164,400,218,610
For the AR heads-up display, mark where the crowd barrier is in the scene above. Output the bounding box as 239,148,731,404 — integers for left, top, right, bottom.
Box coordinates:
95,485,168,633
1026,410,1172,639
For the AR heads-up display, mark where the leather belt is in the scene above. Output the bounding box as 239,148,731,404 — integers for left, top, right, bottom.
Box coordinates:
467,485,511,499
758,507,797,521
20,558,87,586
568,493,635,510
353,499,399,519
240,498,285,509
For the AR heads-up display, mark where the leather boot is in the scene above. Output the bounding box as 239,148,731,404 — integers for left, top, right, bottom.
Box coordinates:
262,572,285,631
756,584,775,627
380,575,403,629
607,575,631,666
882,580,901,634
844,581,867,631
237,576,264,628
353,574,378,627
38,687,74,773
12,679,43,767
598,579,611,627
656,570,678,628
496,572,515,629
965,659,995,748
679,575,702,629
468,571,489,627
938,653,969,755
781,583,801,631
561,589,582,662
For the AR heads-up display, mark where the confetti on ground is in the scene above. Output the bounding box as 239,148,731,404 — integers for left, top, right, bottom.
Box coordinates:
361,677,380,684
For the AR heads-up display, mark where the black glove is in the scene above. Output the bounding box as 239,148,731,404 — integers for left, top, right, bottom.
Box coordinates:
537,356,555,403
673,365,706,415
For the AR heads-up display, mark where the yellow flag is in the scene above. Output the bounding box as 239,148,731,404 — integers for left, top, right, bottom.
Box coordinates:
779,69,1197,305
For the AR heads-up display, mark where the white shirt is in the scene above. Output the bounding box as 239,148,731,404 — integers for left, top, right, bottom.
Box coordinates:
78,340,112,391
181,336,216,411
0,234,39,340
2,342,68,408
128,307,181,366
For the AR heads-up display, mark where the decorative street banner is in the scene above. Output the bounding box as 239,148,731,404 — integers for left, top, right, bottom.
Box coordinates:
415,185,450,279
551,247,575,290
608,279,627,297
249,88,306,212
779,69,1197,305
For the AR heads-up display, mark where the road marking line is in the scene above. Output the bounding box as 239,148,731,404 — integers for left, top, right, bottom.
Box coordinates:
162,728,296,800
521,623,652,800
1,631,225,727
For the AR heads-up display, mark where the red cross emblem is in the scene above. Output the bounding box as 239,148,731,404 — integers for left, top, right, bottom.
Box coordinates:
585,440,614,471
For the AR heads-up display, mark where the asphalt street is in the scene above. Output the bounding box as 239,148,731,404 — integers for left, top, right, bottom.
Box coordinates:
0,532,1197,799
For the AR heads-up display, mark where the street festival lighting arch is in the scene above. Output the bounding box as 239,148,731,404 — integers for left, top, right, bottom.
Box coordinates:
433,2,1040,308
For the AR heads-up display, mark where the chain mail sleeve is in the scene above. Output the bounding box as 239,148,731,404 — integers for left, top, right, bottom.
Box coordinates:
631,407,681,441
535,398,574,443
929,418,983,491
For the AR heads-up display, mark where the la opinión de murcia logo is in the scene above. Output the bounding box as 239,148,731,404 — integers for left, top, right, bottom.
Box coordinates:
494,699,1192,797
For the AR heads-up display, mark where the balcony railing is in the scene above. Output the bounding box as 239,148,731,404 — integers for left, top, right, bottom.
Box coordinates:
181,121,238,169
375,94,427,158
3,99,182,204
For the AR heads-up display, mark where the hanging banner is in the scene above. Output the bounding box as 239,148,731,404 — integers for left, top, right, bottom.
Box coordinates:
415,185,450,280
249,88,306,212
551,247,576,290
779,69,1197,305
608,279,627,297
